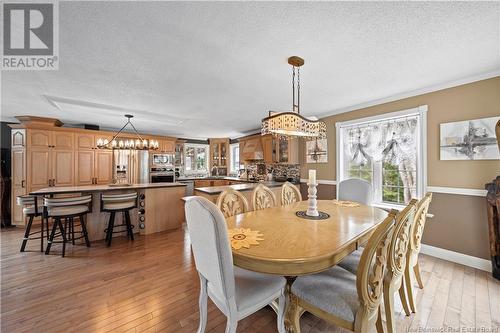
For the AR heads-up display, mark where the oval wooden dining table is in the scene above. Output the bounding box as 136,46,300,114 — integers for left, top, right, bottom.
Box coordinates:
225,200,389,332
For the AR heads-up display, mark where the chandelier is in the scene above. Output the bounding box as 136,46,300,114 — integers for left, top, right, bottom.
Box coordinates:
261,56,326,140
96,114,159,150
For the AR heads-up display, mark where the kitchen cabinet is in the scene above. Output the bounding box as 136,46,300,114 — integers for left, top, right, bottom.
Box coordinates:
261,135,276,164
260,135,298,164
209,139,229,173
161,140,175,153
11,129,26,225
94,150,113,184
194,180,212,188
51,150,74,186
75,150,95,185
75,133,113,185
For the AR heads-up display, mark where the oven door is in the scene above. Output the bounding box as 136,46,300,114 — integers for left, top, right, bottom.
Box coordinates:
152,154,174,167
150,174,174,183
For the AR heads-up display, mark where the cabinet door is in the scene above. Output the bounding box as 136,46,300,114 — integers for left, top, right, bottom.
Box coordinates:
52,150,74,186
75,151,95,185
95,150,113,184
163,140,175,153
262,136,274,164
287,138,299,164
76,133,95,150
11,149,26,225
11,129,26,148
29,130,51,148
52,131,74,150
28,148,51,190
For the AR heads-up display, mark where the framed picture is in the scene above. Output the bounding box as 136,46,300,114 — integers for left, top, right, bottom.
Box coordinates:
440,116,500,160
306,139,328,163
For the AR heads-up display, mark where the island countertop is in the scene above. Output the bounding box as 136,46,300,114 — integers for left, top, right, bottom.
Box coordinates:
30,182,186,195
194,181,284,195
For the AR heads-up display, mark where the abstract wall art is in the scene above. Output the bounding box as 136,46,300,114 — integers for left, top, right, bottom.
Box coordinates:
440,116,500,160
306,139,328,163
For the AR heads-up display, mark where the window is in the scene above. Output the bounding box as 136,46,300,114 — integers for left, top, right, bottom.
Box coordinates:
230,143,240,174
336,106,427,208
184,144,210,174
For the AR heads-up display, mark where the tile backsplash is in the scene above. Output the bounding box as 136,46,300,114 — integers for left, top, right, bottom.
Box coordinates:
245,162,300,183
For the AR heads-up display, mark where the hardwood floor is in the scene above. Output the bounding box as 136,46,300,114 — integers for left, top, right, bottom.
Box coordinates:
1,226,499,333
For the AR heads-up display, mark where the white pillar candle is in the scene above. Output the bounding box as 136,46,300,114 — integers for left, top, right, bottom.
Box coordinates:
309,169,316,184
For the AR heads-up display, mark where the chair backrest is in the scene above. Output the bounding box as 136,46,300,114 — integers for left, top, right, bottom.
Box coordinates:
409,193,433,257
101,192,137,210
185,196,236,303
356,210,396,321
281,182,302,205
17,195,38,206
338,178,373,205
387,199,417,280
44,195,92,208
252,184,277,210
216,189,249,218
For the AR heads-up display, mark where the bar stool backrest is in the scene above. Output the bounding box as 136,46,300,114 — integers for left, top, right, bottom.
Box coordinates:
100,192,138,211
44,195,92,208
17,195,41,216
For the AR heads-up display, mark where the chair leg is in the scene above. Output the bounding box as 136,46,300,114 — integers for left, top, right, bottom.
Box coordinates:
125,210,134,241
398,281,411,316
277,292,286,333
40,216,44,252
224,316,237,333
289,298,304,333
20,215,35,252
107,212,115,246
70,217,76,245
197,275,208,333
58,218,67,257
383,283,395,333
45,217,59,255
414,262,424,289
404,265,417,313
80,214,91,247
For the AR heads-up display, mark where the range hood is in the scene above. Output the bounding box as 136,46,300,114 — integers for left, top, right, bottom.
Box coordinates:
241,136,264,161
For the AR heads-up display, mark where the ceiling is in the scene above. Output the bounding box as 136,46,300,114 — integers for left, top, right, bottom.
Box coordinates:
2,1,499,139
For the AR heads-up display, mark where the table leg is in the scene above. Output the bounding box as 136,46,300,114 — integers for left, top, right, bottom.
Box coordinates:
284,276,299,333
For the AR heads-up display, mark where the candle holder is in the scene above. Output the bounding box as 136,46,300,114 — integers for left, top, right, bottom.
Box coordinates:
306,181,319,217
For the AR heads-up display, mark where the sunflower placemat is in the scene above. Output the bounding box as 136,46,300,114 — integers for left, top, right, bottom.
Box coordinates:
228,228,264,250
332,199,361,207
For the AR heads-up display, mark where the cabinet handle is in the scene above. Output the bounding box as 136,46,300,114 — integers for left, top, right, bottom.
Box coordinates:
21,180,25,188
48,179,52,187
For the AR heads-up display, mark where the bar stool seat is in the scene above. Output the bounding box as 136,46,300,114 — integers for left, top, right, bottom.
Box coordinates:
101,193,138,246
48,205,90,217
44,195,92,257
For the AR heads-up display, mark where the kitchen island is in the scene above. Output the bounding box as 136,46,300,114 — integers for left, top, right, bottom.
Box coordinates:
194,181,286,210
30,182,186,241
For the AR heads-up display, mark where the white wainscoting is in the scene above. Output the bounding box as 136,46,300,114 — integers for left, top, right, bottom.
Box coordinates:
420,244,492,272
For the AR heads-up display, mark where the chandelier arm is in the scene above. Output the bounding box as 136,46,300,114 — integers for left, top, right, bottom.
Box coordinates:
128,121,145,141
109,121,132,142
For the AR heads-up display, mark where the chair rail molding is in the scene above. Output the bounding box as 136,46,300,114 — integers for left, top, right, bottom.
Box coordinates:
427,186,487,197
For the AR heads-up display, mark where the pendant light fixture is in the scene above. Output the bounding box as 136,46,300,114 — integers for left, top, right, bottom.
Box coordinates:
261,56,326,140
96,114,159,150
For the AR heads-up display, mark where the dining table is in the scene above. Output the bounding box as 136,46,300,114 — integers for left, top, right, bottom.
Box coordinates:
225,199,389,332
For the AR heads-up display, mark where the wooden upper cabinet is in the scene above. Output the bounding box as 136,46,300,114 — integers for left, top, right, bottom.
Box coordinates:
52,150,74,186
29,130,51,148
52,131,74,150
12,150,25,187
95,150,113,184
162,140,175,153
261,135,275,164
75,150,95,185
76,133,95,150
11,129,26,148
28,149,51,190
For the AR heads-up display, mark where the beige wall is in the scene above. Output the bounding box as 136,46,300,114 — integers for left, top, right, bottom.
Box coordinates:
300,76,500,189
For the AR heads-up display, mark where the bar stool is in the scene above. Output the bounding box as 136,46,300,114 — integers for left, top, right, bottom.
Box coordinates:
44,195,92,257
17,195,46,252
100,193,138,246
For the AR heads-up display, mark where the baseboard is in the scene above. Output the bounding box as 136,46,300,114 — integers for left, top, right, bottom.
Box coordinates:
420,244,492,272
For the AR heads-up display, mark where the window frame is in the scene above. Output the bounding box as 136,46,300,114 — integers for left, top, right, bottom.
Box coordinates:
229,143,240,175
335,105,427,209
183,143,210,175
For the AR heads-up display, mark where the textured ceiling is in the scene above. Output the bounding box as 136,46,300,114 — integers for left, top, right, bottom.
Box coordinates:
1,1,499,139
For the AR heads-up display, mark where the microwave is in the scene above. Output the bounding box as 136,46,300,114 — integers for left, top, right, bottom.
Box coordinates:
151,153,174,167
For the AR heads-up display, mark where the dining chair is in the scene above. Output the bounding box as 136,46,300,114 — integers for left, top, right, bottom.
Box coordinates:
281,182,302,205
290,209,397,333
216,189,249,218
338,200,418,331
185,196,286,333
252,184,277,210
337,178,373,205
405,192,433,313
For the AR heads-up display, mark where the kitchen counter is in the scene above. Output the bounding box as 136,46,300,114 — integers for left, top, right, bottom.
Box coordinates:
194,181,283,195
30,182,186,196
30,182,186,241
177,176,258,183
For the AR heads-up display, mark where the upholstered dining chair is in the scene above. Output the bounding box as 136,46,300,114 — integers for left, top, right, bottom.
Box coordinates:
338,200,418,332
290,209,397,333
405,192,433,313
185,196,286,333
337,178,373,205
281,182,302,205
216,189,249,218
252,184,277,210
